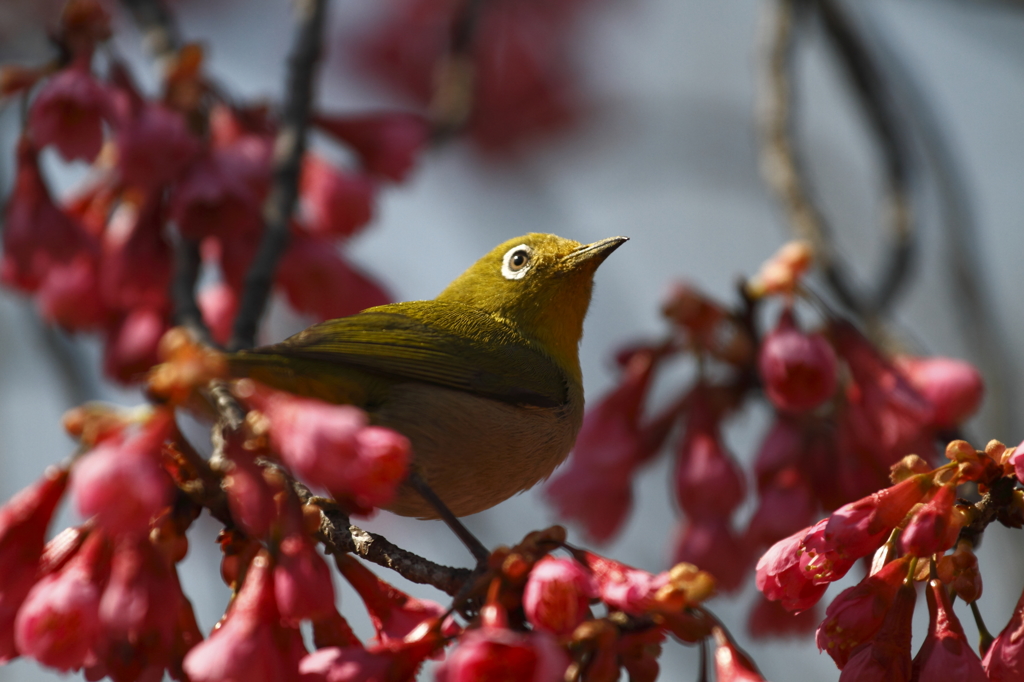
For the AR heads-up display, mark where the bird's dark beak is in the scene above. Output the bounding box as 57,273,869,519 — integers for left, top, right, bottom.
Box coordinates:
564,236,629,267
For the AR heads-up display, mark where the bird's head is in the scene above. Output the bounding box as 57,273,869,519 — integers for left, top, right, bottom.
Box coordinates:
437,233,628,378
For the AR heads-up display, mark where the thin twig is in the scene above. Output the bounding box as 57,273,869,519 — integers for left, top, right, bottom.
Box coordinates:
815,0,914,316
229,0,328,351
171,236,213,346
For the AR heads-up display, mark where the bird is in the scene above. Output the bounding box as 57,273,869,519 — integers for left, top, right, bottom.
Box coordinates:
229,233,627,519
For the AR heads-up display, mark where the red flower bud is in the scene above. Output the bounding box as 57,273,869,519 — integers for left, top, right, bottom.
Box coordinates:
758,310,837,413
14,531,110,671
274,534,336,624
898,483,961,557
895,356,983,430
522,557,596,637
71,412,174,536
911,580,987,682
0,468,69,662
838,581,915,682
816,556,912,668
713,627,767,682
299,154,375,239
312,112,429,182
983,581,1024,681
29,60,111,162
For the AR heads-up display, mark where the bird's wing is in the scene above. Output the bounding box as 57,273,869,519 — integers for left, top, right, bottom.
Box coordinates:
235,301,569,408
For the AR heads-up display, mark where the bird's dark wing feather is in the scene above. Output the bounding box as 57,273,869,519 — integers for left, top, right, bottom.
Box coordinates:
236,301,568,408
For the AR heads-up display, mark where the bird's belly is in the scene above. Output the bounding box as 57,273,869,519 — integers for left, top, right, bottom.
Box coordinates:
372,383,581,518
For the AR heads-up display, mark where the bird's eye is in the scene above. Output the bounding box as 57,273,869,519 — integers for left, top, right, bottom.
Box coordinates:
501,245,533,280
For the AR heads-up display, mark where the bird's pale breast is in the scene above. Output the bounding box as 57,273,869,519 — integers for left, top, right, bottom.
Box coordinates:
374,382,583,518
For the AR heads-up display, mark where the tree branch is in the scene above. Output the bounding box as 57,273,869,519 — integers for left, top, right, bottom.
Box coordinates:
758,0,916,325
229,0,328,351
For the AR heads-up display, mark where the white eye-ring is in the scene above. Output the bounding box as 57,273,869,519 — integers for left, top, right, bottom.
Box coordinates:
501,244,533,280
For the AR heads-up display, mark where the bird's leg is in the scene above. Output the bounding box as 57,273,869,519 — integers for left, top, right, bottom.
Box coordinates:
407,472,490,564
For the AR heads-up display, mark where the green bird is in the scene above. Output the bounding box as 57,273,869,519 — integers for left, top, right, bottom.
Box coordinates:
229,233,627,518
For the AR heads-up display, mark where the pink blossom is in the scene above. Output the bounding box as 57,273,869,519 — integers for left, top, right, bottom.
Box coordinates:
183,553,304,682
299,154,376,238
312,112,429,182
522,557,596,636
0,468,69,662
1,138,97,292
222,444,276,538
823,473,933,560
170,149,263,242
758,310,837,412
71,411,174,535
274,534,336,624
546,347,665,543
357,0,580,152
435,626,569,682
29,59,110,162
36,253,108,331
713,628,767,682
14,531,109,671
115,103,201,190
275,232,391,323
300,633,443,682
911,579,987,682
832,321,936,480
97,534,182,679
578,551,667,616
246,386,410,510
982,581,1024,681
99,194,172,313
674,408,746,520
335,554,446,645
672,519,749,593
839,582,915,682
899,483,961,558
895,356,983,430
816,556,912,668
754,522,828,612
102,307,169,383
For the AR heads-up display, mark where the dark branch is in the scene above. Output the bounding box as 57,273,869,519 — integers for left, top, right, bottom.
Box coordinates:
758,0,917,325
229,0,328,351
171,236,214,346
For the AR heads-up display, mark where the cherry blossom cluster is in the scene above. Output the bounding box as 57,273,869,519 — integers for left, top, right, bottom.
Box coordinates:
1,0,430,380
0,333,412,679
355,0,592,152
546,240,985,635
757,435,1024,681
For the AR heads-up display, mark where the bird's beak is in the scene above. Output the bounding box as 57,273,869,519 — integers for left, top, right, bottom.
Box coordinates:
564,236,629,267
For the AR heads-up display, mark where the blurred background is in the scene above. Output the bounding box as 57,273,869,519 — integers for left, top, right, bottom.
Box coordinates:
1,0,1023,679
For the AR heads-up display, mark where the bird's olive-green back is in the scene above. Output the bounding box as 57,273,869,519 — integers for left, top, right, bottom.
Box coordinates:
232,300,569,408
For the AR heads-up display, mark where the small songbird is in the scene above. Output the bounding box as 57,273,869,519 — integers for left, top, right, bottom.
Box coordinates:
230,233,627,518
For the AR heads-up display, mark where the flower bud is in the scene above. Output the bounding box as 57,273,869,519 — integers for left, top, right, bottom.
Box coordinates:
895,356,983,430
522,557,596,637
0,468,69,662
71,411,174,536
758,310,837,413
14,531,109,671
911,580,987,682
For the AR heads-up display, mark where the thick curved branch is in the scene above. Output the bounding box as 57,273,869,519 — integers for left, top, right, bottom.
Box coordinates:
229,0,328,351
758,0,916,323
